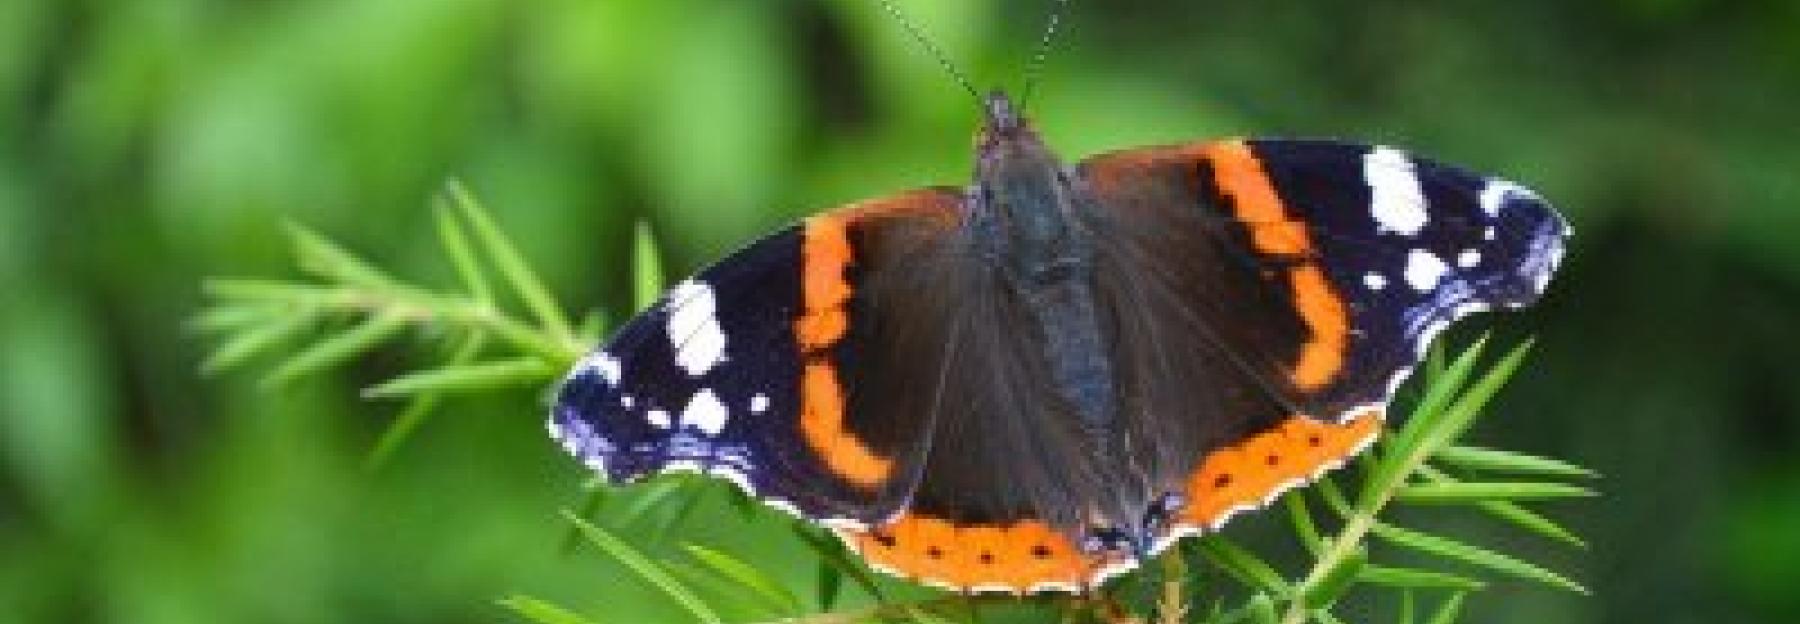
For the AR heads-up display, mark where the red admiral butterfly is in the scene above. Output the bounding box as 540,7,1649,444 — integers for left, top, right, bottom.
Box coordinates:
549,4,1568,594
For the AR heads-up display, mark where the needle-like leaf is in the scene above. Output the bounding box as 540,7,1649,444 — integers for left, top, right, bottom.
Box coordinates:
634,220,666,312
1369,522,1585,594
262,311,409,388
364,333,487,471
1425,593,1467,624
1415,466,1587,547
1362,336,1492,509
1196,538,1290,596
201,307,318,373
1393,482,1595,504
1300,545,1364,609
287,222,399,289
1416,340,1536,461
791,524,887,605
1285,493,1325,556
435,199,493,306
610,476,690,528
816,558,843,612
1432,446,1598,479
362,358,554,397
498,594,600,624
684,543,804,616
189,302,284,333
447,181,574,344
1357,565,1485,591
562,510,724,624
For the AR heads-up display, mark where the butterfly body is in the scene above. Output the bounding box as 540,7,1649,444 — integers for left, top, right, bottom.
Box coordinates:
967,93,1155,545
550,91,1568,593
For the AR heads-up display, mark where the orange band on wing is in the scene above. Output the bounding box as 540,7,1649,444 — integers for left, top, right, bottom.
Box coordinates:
1287,266,1350,389
1201,140,1351,390
797,216,855,349
1178,410,1382,529
796,215,892,488
840,514,1111,593
799,363,893,487
1200,141,1313,257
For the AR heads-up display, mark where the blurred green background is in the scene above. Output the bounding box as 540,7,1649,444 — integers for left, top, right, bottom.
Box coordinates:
3,0,1798,622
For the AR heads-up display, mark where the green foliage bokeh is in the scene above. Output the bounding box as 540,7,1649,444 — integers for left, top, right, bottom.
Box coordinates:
3,0,1798,622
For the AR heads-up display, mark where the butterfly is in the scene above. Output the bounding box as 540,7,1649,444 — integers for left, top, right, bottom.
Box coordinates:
547,0,1567,593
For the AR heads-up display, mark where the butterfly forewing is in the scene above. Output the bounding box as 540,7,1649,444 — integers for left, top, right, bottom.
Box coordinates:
551,188,966,526
1081,139,1566,419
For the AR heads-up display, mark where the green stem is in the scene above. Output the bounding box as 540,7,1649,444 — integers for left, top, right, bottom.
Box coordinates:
222,282,585,367
1282,512,1378,624
1159,550,1189,624
1280,428,1432,624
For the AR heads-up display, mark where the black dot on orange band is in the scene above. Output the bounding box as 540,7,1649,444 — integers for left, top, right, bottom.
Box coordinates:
926,547,944,559
978,552,995,565
1032,544,1053,559
1215,474,1233,489
1266,454,1281,466
1308,435,1323,447
873,533,896,547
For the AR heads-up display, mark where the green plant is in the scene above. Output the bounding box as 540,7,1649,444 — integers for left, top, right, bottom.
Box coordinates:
197,185,1595,623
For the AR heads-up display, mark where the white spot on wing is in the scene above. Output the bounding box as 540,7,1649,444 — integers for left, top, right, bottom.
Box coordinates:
1457,249,1482,268
1363,272,1387,291
665,281,728,376
1534,239,1566,294
1404,249,1449,292
1364,147,1429,236
680,389,729,436
578,351,622,385
646,409,671,429
1479,179,1530,217
749,393,769,414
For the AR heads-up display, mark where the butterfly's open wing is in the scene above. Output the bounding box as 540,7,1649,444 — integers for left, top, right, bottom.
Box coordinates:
1077,138,1568,539
551,137,1570,595
550,188,965,526
554,185,1130,592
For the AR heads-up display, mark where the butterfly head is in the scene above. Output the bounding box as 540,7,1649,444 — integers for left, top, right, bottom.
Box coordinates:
975,90,1061,182
981,90,1025,135
976,90,1035,146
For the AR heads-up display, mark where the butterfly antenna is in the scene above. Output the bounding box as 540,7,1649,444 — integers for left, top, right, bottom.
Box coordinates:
1020,0,1071,108
877,0,981,102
